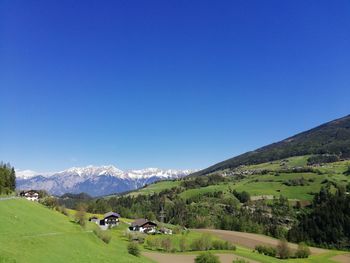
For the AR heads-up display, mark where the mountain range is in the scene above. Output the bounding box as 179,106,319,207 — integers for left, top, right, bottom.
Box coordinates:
16,165,194,196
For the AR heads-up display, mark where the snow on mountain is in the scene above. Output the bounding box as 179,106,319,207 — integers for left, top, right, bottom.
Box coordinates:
16,165,195,196
15,170,45,179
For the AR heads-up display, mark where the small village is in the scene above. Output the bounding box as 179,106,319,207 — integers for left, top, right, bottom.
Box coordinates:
19,189,173,236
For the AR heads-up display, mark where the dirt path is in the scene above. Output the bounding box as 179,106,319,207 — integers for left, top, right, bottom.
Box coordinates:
195,229,327,255
143,252,259,263
332,254,350,263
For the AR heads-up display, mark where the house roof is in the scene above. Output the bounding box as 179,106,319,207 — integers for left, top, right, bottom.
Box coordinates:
103,211,120,219
131,218,157,227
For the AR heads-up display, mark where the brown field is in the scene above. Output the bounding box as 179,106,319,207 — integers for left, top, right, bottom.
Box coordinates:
143,252,259,263
332,254,350,263
195,229,328,255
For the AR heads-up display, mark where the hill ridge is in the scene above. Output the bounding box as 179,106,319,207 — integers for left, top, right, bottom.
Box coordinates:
194,114,350,176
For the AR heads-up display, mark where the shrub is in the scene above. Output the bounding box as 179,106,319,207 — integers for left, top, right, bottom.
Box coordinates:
57,205,68,216
212,240,235,250
173,225,183,234
195,252,220,263
93,227,112,244
125,231,146,243
145,236,156,249
255,245,277,257
277,239,290,259
161,237,173,252
179,236,188,252
127,242,140,257
232,259,249,263
74,207,86,227
191,234,212,251
295,242,310,258
40,196,58,208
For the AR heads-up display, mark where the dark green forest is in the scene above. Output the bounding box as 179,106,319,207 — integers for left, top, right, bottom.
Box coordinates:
0,162,16,194
288,185,350,249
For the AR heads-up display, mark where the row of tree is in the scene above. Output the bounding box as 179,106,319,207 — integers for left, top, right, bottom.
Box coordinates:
0,162,16,194
288,185,350,249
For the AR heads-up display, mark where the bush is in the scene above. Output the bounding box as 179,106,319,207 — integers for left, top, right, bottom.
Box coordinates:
255,245,277,257
93,227,112,244
277,239,290,259
57,205,68,216
127,242,140,257
191,234,212,251
212,240,235,250
161,237,173,252
179,236,188,252
195,252,220,263
232,259,249,263
145,236,156,249
40,196,58,208
125,231,146,243
74,206,86,227
295,242,310,258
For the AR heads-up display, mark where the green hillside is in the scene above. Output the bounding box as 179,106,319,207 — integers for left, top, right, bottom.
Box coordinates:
126,156,350,201
194,115,350,176
0,199,152,263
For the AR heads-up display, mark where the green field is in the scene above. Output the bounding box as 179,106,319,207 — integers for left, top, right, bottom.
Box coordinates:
0,199,153,263
129,157,350,202
127,180,181,197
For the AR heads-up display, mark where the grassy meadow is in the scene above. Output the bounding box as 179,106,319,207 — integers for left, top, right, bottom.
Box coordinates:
0,199,153,263
127,156,350,202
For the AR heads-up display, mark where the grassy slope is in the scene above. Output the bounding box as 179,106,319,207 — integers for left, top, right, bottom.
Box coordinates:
127,181,181,197
234,246,344,263
130,157,350,201
0,199,153,263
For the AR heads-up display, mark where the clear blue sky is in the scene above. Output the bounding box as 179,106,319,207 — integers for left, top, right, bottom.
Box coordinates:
1,0,349,172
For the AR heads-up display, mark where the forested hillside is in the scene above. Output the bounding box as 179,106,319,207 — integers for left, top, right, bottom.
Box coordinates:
194,115,350,176
0,162,16,194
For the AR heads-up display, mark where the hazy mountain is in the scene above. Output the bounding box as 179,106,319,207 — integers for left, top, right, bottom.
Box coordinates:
194,114,350,176
16,165,194,196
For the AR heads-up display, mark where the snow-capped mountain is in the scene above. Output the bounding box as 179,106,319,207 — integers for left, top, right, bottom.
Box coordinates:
16,165,194,196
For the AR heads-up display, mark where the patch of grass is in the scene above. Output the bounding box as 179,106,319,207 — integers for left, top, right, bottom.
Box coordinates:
0,199,152,263
128,180,181,197
234,246,346,263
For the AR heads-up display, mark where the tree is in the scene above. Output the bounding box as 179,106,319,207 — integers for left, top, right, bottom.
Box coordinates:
195,252,220,263
277,239,290,259
288,185,350,249
0,162,16,194
127,242,140,256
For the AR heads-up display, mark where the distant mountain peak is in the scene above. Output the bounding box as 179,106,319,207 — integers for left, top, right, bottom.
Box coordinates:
61,165,124,177
16,165,195,196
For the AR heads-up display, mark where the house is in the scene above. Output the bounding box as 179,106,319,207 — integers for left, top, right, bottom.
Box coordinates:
100,212,120,228
21,190,39,201
159,227,173,235
88,216,99,224
129,218,157,234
